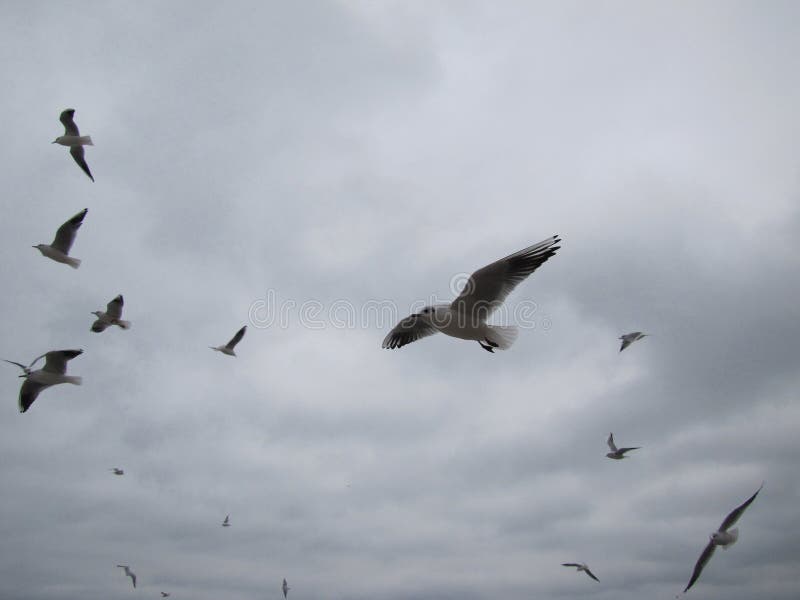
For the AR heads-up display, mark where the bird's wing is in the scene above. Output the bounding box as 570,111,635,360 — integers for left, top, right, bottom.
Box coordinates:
684,540,716,593
106,295,124,319
607,433,618,452
618,447,640,454
382,314,439,349
583,567,600,582
19,378,46,412
43,349,83,374
3,359,29,372
131,573,136,588
719,484,763,532
91,319,109,333
619,336,632,352
59,108,80,136
561,563,581,568
69,145,94,181
226,326,247,350
450,236,560,319
51,209,88,254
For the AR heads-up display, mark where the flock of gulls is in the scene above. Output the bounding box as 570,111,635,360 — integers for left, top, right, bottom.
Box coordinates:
4,108,765,597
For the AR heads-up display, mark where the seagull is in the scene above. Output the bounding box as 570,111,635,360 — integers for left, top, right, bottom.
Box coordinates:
619,331,647,352
382,235,561,352
210,326,247,356
683,484,763,593
109,468,124,475
33,208,87,269
282,578,290,598
222,515,230,527
13,349,83,413
562,562,600,582
116,564,136,589
161,593,170,598
91,294,131,332
606,432,641,460
53,108,94,181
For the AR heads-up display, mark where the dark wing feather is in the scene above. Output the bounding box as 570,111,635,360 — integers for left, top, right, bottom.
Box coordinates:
583,567,600,582
561,563,581,567
70,145,94,181
684,540,716,592
450,236,560,319
106,295,124,319
19,379,45,412
719,484,763,532
51,209,88,254
382,314,438,349
226,326,247,350
618,447,641,454
59,108,80,136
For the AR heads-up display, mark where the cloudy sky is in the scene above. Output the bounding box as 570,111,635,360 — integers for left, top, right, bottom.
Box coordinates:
0,1,798,599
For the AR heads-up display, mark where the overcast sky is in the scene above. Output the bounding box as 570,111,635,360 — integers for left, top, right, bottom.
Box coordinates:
0,1,798,599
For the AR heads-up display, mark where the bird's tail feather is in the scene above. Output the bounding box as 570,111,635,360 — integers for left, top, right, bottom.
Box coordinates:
484,324,519,350
80,136,93,145
117,320,131,329
65,375,82,385
66,257,81,269
725,528,739,547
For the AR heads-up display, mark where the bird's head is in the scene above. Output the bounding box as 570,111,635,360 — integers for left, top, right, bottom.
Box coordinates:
91,311,102,317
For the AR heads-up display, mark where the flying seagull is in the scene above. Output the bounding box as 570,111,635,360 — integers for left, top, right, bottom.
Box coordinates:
53,108,94,181
222,515,230,527
33,208,87,269
210,326,247,356
282,578,290,598
382,235,561,352
619,331,647,352
562,562,599,582
12,349,83,413
161,593,170,598
683,484,763,593
109,468,124,475
116,564,136,589
91,294,131,332
606,432,641,460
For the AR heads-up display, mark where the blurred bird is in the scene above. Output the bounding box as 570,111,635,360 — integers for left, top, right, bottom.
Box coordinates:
109,468,124,475
91,294,131,332
282,578,290,598
210,326,246,356
53,108,94,181
161,593,170,598
13,349,83,413
222,515,230,527
683,484,763,593
33,208,87,269
116,565,136,589
383,236,561,352
619,331,647,352
606,432,640,460
562,562,599,582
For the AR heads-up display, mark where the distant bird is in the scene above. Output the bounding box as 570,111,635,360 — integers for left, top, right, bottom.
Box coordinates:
33,208,87,269
619,331,647,352
116,564,136,589
161,593,170,598
282,578,290,598
383,236,561,352
91,294,131,332
606,432,640,460
210,326,247,356
222,515,230,527
683,484,763,593
109,468,124,475
562,562,599,582
53,108,94,181
12,349,83,413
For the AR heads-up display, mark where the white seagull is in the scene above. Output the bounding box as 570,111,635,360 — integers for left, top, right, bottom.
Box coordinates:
53,108,94,181
683,484,763,593
222,515,230,527
562,562,600,582
606,432,641,460
33,208,87,269
91,294,131,332
382,235,561,352
9,349,83,413
619,331,647,352
282,578,290,598
109,468,124,475
210,326,247,356
116,564,137,588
